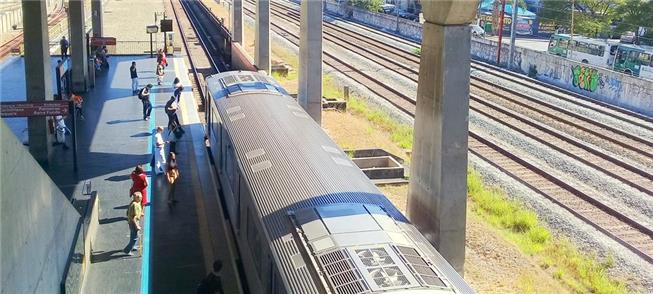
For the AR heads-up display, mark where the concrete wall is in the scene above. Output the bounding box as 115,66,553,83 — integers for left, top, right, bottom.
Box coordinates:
1,119,81,294
470,38,653,116
522,50,653,116
324,1,422,41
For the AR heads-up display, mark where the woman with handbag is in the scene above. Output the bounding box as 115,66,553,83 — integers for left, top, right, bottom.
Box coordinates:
166,152,180,206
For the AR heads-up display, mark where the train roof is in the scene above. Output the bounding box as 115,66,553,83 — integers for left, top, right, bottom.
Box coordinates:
205,71,474,294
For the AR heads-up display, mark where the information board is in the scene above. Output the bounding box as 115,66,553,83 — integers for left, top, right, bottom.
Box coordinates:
1,101,69,117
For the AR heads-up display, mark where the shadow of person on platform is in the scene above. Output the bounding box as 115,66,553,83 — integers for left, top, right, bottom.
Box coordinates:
91,250,130,263
106,119,144,125
99,216,127,225
130,132,152,138
105,174,131,182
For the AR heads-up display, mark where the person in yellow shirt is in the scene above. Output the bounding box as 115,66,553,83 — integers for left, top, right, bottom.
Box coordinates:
123,192,143,256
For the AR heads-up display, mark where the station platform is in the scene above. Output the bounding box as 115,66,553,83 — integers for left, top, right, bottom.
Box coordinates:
0,55,239,293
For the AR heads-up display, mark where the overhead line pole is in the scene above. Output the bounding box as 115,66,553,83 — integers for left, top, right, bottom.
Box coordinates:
496,0,507,65
570,0,575,56
508,0,518,69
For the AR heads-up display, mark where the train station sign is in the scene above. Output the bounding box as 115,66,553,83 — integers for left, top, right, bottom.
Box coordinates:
1,101,69,117
90,37,117,47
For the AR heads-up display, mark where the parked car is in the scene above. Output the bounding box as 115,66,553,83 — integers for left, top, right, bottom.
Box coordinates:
381,4,395,14
396,9,419,21
471,24,486,38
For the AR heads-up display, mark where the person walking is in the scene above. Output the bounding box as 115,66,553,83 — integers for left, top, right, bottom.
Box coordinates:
154,126,168,175
156,62,165,86
60,36,69,58
53,115,70,150
71,93,84,120
165,95,184,134
158,48,168,67
197,260,224,294
123,192,143,256
166,152,180,206
138,84,153,120
130,62,139,93
174,84,184,104
173,77,183,103
130,165,148,207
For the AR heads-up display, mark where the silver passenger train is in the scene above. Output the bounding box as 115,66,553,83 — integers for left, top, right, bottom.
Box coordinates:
205,71,474,294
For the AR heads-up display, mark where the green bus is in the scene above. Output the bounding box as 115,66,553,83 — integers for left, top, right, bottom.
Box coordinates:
612,44,653,79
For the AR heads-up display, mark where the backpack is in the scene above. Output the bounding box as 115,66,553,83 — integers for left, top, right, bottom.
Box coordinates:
138,89,147,100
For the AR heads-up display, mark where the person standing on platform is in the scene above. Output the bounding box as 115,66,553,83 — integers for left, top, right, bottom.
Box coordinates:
165,95,183,134
138,84,153,121
173,77,183,102
197,260,224,294
123,192,143,256
130,165,148,207
157,48,168,67
130,62,139,93
60,36,69,58
53,115,70,150
156,62,165,86
71,93,84,120
154,126,168,175
166,152,180,206
174,84,184,104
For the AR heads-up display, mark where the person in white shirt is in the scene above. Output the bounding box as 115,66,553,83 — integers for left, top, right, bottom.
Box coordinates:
154,126,168,174
53,115,70,150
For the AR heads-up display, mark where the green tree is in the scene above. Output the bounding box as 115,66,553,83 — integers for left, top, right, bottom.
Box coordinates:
349,0,384,12
615,0,653,31
540,0,622,37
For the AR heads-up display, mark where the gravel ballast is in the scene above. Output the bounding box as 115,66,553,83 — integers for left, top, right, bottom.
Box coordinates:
240,1,653,290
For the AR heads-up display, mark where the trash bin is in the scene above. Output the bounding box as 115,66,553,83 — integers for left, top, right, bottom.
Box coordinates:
88,58,95,88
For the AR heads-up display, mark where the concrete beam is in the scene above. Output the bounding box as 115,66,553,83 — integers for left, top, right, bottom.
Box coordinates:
91,0,103,37
22,0,53,165
232,0,244,44
407,0,478,275
298,0,323,123
255,0,270,73
421,0,479,25
69,0,88,92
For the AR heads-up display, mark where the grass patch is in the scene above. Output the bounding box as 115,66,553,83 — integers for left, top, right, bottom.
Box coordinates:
412,47,421,56
341,93,413,149
467,169,627,293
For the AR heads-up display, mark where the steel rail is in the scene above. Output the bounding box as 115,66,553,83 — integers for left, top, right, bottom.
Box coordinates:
234,0,653,264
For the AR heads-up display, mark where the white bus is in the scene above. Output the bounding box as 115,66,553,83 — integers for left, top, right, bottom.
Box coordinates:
548,34,619,66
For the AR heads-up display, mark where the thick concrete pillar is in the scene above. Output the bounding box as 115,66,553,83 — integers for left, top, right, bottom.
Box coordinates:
255,0,270,73
406,1,478,275
69,0,88,93
298,0,323,123
232,0,244,43
91,0,103,37
22,0,53,165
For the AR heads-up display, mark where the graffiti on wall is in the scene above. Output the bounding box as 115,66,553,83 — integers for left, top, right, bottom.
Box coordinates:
571,65,604,92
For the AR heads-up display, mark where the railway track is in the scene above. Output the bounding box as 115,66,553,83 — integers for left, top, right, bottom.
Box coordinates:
0,8,67,60
252,0,653,192
269,3,653,165
317,8,653,130
235,0,653,263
